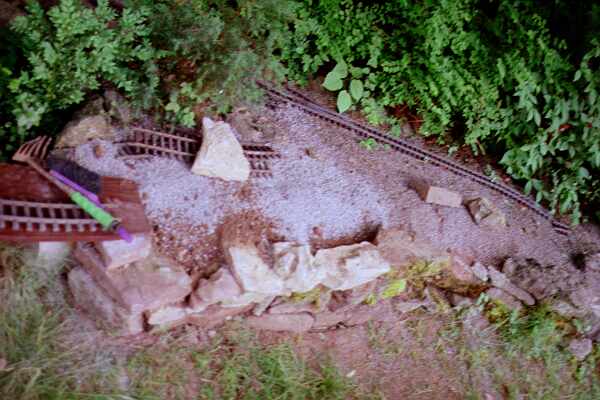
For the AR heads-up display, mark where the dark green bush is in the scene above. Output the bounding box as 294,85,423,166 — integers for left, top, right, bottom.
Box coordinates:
0,0,162,160
125,0,297,125
281,0,600,223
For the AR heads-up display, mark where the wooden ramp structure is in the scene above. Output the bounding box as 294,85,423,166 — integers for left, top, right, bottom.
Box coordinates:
0,164,151,242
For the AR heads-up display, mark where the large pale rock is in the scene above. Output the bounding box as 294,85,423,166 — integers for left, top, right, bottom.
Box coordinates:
246,312,315,333
466,197,507,228
191,117,250,182
412,181,462,208
56,114,113,148
226,243,285,295
570,286,600,318
68,267,144,335
314,242,390,291
146,304,189,327
375,228,449,272
95,234,152,270
488,267,535,306
73,244,192,313
273,242,323,293
192,268,243,306
220,291,271,308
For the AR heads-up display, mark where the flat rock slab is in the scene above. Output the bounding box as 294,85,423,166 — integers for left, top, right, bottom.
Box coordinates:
246,312,315,333
412,181,462,208
95,234,152,270
187,304,253,329
73,243,192,313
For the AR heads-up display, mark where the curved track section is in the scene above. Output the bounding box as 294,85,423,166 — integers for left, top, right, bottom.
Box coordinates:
258,81,570,235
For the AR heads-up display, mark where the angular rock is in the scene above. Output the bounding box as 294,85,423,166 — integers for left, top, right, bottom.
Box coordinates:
192,268,243,306
375,228,450,272
73,243,192,313
56,115,113,148
33,241,71,270
471,262,489,283
485,288,523,311
488,267,535,306
273,242,323,293
315,242,390,291
252,296,276,316
187,304,253,329
147,304,188,327
501,257,580,301
569,338,593,361
344,301,393,326
549,299,586,319
246,312,315,333
394,299,428,314
95,234,152,270
226,243,285,295
68,267,144,335
466,197,507,228
191,117,250,182
219,291,270,308
449,293,475,308
412,181,462,208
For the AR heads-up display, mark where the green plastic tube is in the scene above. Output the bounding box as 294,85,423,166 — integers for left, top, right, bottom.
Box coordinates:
69,191,117,230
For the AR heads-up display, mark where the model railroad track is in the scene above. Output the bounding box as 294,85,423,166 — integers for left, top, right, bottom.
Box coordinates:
116,127,280,178
0,198,112,233
258,81,571,235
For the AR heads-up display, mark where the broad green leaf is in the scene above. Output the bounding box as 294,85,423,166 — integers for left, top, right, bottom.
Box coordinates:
323,71,343,91
574,70,582,82
337,90,352,113
332,60,348,79
381,279,407,299
349,79,364,100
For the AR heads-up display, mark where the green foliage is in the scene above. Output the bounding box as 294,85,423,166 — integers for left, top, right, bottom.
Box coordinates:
1,0,162,160
125,0,297,124
282,0,600,223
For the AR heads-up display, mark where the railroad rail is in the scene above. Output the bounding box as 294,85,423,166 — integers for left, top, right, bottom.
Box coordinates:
0,198,112,233
116,127,280,178
258,81,571,235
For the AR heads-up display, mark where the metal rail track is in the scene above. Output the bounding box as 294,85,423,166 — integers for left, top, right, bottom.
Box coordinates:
258,81,571,235
0,199,112,233
116,127,280,178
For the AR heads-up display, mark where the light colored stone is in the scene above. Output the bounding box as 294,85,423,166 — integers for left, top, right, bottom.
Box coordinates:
191,117,250,182
485,288,523,311
570,286,600,318
413,181,462,208
221,292,271,308
488,267,535,306
68,267,144,335
449,294,475,308
466,197,507,228
34,241,72,270
193,268,243,305
95,234,152,270
187,304,252,329
226,244,285,295
315,242,390,291
549,299,586,319
73,243,192,313
471,262,489,282
252,296,276,316
569,338,593,360
394,300,428,314
273,242,323,293
246,312,315,333
56,115,113,148
147,304,188,326
375,228,450,272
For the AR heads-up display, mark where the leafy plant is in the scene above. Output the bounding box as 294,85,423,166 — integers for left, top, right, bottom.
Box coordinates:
282,0,600,223
4,0,162,152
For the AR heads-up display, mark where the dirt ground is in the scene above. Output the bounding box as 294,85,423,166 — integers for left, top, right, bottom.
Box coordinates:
66,85,600,398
